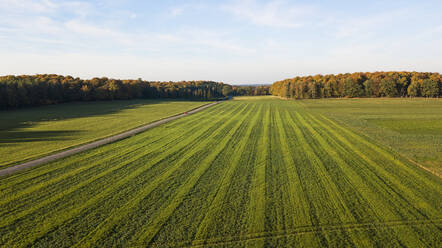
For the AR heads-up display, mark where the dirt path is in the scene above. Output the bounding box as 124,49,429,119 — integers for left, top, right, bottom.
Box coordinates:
0,102,220,177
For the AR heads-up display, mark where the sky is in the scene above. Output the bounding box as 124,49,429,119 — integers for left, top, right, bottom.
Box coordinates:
0,0,441,84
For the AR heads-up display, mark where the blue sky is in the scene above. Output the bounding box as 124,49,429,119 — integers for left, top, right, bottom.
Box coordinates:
1,0,441,84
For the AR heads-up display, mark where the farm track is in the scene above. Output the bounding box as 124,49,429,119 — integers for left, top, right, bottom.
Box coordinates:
0,99,441,247
1,103,246,247
0,102,233,198
0,101,220,177
0,101,234,196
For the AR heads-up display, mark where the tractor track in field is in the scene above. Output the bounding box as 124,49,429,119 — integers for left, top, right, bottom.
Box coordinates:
319,114,441,179
0,101,221,177
156,219,442,247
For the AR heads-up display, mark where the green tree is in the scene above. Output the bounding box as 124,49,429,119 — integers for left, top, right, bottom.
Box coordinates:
222,85,233,97
363,79,376,97
379,78,398,97
421,79,439,97
308,82,319,98
343,78,363,97
323,81,332,98
407,82,420,97
281,84,290,98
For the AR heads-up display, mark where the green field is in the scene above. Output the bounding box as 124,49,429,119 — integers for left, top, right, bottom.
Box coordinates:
0,99,209,168
296,98,442,175
0,98,441,247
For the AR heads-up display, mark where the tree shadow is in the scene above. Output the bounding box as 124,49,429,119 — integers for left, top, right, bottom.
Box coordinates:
0,99,189,145
0,130,83,144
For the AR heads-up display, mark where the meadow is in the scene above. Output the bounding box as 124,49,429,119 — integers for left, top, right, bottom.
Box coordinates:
0,99,208,168
297,98,442,175
0,97,440,247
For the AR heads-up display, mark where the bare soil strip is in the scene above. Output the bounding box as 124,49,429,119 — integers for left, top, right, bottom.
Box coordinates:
0,102,220,177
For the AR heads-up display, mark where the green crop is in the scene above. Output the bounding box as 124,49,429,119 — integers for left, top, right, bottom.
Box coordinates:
0,99,209,168
0,97,440,247
297,97,442,175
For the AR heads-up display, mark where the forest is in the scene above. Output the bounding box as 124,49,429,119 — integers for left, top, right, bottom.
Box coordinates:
232,85,271,96
0,75,231,109
1,72,441,109
270,71,441,99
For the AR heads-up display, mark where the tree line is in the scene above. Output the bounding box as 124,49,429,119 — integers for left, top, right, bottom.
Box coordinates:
270,72,441,99
1,72,440,109
0,74,231,109
232,85,271,96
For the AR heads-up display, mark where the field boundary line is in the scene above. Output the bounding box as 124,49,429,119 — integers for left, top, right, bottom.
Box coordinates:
400,154,441,178
156,219,442,247
0,102,221,177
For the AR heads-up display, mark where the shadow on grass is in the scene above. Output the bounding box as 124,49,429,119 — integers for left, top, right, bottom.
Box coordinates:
0,130,83,144
0,99,199,145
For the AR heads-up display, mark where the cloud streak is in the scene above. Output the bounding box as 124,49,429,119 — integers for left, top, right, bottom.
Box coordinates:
0,0,252,56
0,0,441,83
223,0,315,28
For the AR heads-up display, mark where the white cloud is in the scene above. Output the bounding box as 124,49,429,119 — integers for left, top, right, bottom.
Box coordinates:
331,9,411,39
61,1,93,18
0,0,252,56
0,0,94,18
175,28,254,54
169,7,183,17
0,1,440,83
223,0,315,28
65,20,117,37
0,0,58,13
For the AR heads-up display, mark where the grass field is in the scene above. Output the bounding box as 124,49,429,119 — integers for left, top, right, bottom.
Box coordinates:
0,98,440,247
0,99,209,168
296,98,442,175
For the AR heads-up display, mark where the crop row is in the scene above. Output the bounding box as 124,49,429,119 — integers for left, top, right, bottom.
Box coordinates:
0,99,440,247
